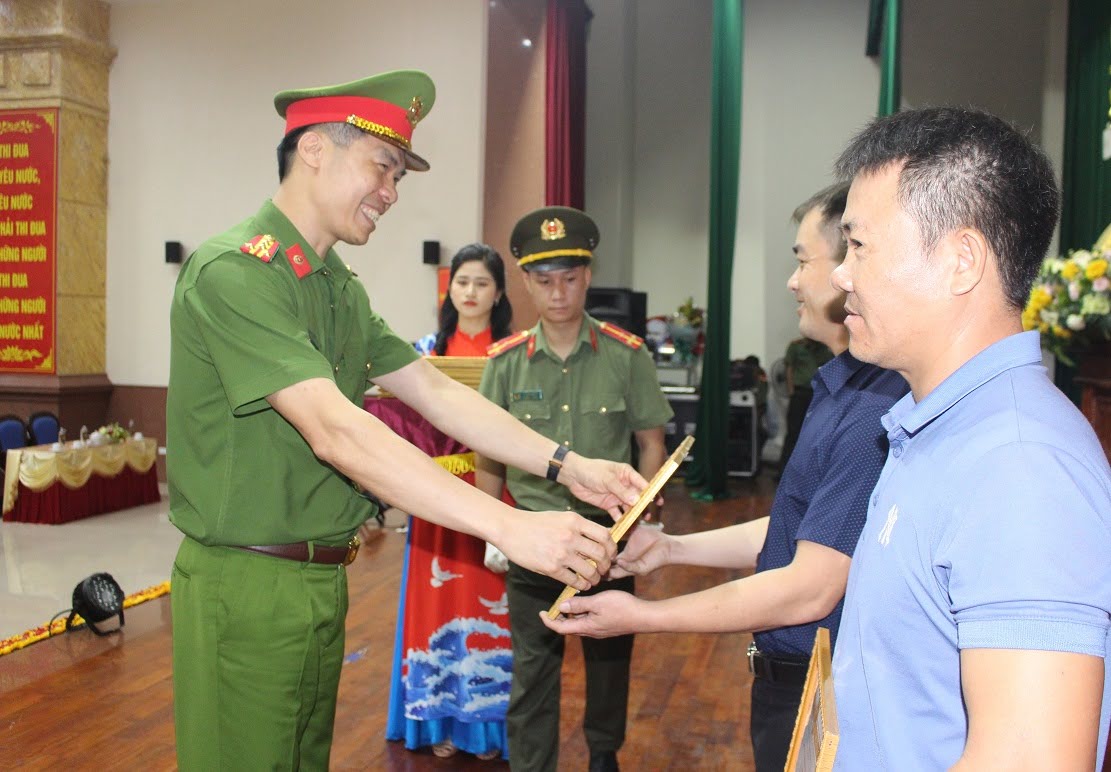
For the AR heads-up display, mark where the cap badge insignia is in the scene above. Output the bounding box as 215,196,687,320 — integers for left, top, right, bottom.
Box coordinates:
540,218,566,241
407,96,424,127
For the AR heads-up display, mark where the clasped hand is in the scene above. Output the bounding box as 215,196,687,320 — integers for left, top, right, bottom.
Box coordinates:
539,518,675,636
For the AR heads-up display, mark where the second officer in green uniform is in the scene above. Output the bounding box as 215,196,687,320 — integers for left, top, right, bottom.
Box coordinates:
477,206,673,772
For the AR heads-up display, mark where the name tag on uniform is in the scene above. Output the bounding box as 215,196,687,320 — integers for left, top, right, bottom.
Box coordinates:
511,389,543,402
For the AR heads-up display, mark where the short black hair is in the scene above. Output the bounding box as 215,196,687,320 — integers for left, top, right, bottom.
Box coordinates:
792,181,851,262
835,107,1060,309
276,122,367,182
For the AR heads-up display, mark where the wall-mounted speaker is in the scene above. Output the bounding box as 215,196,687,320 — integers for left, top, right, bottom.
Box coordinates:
422,240,441,265
165,241,184,264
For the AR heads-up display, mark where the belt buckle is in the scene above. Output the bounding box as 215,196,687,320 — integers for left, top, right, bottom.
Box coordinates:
344,535,360,566
747,641,758,674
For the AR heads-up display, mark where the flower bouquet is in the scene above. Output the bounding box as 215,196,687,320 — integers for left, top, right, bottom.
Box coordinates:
1023,228,1111,366
88,422,131,446
667,297,705,364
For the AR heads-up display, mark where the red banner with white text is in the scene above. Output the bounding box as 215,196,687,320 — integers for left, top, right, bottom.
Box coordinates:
0,108,57,373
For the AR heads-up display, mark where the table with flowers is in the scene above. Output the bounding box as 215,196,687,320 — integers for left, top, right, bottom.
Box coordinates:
2,433,161,524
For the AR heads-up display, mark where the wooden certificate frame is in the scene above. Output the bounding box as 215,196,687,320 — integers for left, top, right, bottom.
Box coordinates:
784,626,839,771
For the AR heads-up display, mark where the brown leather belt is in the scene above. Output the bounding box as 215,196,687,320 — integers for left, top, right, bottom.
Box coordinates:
234,537,360,566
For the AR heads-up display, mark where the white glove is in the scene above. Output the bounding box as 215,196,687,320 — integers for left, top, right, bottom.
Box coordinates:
484,542,509,574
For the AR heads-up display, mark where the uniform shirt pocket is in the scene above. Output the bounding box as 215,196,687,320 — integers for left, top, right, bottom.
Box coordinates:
509,401,552,427
579,395,628,445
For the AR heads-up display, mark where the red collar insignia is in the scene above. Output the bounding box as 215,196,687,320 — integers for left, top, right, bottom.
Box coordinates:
286,244,312,279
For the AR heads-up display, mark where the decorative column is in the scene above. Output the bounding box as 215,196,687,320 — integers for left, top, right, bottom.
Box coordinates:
0,0,116,435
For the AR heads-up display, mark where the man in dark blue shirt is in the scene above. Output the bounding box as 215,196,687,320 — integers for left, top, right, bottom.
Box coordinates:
542,182,908,771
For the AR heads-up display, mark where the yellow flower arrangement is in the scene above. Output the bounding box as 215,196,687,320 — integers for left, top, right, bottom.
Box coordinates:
92,421,131,444
1024,225,1111,365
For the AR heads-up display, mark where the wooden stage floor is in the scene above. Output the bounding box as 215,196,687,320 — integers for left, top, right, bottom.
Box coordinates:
0,477,774,770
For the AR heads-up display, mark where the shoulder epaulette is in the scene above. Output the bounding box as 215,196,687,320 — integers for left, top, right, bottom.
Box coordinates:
599,321,644,350
487,330,531,358
240,234,280,263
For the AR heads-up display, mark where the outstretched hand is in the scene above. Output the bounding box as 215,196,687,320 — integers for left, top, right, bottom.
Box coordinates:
497,510,616,591
609,522,673,579
539,590,645,638
563,456,648,519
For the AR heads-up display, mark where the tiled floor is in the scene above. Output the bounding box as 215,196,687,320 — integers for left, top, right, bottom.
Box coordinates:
0,484,179,640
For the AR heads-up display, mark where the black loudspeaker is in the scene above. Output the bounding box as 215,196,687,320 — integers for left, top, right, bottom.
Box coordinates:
586,287,648,339
66,572,125,636
422,240,441,265
165,240,184,264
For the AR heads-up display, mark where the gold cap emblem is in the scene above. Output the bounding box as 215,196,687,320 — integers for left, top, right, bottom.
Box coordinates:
540,218,566,241
407,96,424,127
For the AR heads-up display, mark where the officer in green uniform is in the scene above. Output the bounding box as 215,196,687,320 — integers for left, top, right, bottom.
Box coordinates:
168,74,653,772
476,207,673,772
781,336,834,466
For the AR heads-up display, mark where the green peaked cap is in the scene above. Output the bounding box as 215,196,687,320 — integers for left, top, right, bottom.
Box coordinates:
274,70,435,171
511,206,599,272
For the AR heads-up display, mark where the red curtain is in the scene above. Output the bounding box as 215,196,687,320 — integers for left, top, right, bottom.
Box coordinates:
545,0,590,208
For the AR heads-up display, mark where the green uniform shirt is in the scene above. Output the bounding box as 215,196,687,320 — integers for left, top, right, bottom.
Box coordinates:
785,338,834,391
167,200,419,546
479,315,673,519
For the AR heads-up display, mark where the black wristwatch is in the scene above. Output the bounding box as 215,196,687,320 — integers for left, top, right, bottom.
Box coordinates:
546,444,569,482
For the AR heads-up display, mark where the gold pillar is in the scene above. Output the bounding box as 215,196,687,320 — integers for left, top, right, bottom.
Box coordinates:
0,0,115,432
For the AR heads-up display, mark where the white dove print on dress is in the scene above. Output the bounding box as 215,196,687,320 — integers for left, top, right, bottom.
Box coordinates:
479,593,509,615
430,557,463,588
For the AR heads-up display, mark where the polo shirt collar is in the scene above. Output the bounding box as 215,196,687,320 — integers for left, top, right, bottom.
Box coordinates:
529,316,597,361
815,349,869,395
254,199,328,276
883,330,1043,436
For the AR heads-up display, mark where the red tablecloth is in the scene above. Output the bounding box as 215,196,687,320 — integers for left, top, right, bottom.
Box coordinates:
3,438,162,525
4,465,160,524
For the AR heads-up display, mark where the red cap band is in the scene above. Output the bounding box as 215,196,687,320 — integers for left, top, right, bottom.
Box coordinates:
283,95,413,147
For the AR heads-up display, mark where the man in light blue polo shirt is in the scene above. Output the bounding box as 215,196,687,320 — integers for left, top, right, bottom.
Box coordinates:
541,183,907,771
831,107,1111,770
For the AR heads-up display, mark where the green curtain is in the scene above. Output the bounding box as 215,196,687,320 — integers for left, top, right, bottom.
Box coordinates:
1054,0,1111,405
687,0,742,500
870,0,901,116
1060,0,1111,252
865,0,884,56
